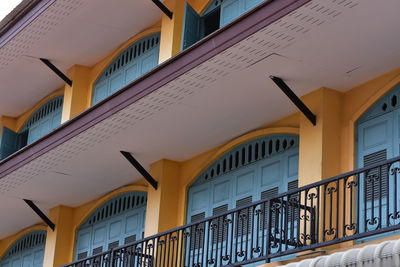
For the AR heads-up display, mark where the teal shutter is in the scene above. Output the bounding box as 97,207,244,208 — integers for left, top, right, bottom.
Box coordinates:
22,96,63,145
0,231,46,267
186,135,298,266
0,127,19,160
182,2,201,50
75,192,147,260
356,85,400,240
92,34,160,105
220,0,264,26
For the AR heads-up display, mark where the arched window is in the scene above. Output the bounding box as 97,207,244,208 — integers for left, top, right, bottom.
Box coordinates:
75,192,147,260
0,231,46,267
186,134,299,266
356,84,400,236
92,33,161,105
187,134,299,223
182,0,264,49
0,96,63,160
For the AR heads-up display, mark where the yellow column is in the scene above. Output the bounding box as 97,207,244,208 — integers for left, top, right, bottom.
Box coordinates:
298,88,344,250
61,65,91,123
43,206,74,267
298,87,343,185
158,0,185,63
144,159,181,236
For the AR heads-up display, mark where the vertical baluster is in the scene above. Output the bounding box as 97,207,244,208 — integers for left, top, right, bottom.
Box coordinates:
229,212,234,265
379,165,383,229
205,221,210,265
279,197,284,253
335,180,339,239
284,195,289,251
245,207,250,261
343,178,347,238
265,200,271,263
394,165,398,224
316,185,320,244
322,184,326,242
303,190,308,245
215,218,221,266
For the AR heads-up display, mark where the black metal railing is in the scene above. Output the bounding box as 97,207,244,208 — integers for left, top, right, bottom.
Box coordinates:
64,156,400,267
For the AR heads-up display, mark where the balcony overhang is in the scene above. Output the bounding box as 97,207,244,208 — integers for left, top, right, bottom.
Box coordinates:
1,0,400,238
0,0,163,117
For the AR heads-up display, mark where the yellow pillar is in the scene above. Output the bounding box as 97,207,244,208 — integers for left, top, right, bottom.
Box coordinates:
158,0,185,63
61,65,91,123
43,206,74,267
144,159,181,236
298,87,343,185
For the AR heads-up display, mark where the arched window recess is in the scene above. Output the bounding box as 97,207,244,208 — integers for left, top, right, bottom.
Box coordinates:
0,231,47,267
0,96,63,160
92,33,161,105
75,191,147,260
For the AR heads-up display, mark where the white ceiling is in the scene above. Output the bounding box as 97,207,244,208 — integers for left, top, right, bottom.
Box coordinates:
1,0,400,238
0,0,162,116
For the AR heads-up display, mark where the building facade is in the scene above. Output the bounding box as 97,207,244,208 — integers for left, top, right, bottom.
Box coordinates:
0,0,400,266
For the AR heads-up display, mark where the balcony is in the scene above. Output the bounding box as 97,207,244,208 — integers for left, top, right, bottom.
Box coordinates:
63,156,400,266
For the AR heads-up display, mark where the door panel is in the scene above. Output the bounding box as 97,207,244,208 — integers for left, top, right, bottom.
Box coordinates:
182,2,201,49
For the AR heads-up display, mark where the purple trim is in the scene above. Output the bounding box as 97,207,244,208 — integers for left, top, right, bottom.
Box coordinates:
0,0,310,179
0,0,55,48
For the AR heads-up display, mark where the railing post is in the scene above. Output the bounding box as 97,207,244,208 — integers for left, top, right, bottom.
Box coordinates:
265,199,271,263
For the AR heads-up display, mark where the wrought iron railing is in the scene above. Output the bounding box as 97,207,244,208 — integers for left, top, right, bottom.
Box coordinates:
63,157,400,267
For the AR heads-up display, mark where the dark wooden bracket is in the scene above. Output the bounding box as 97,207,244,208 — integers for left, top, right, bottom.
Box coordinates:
40,58,73,87
270,76,317,126
24,199,55,231
151,0,173,19
121,151,158,190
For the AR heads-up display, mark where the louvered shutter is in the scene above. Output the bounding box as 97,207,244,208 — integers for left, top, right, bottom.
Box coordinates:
190,212,206,250
75,192,147,260
0,127,19,160
182,2,201,49
363,150,388,201
92,34,160,105
261,187,279,229
236,197,253,237
212,204,229,243
0,231,46,267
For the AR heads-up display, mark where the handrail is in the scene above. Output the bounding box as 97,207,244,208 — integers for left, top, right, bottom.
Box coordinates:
63,157,400,267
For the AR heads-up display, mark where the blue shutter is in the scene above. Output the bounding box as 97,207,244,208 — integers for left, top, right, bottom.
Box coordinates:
186,135,298,266
0,127,19,160
0,231,46,267
22,96,63,145
220,0,242,26
220,0,264,26
356,85,400,241
182,2,201,50
92,34,160,105
75,192,147,260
